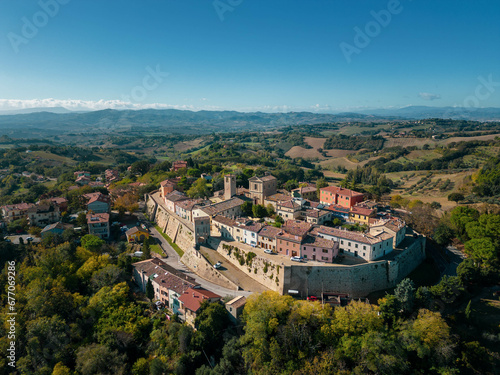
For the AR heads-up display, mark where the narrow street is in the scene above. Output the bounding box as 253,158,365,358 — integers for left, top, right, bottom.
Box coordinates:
137,212,253,298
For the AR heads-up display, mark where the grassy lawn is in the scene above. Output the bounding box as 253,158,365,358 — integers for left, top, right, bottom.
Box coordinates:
150,244,167,257
154,225,184,257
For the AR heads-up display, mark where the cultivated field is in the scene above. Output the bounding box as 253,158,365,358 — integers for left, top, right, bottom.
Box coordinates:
304,137,326,149
174,138,204,152
285,146,324,159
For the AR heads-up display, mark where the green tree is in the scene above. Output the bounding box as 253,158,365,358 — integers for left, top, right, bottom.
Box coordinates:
130,160,151,175
464,238,496,265
75,344,127,375
433,223,454,246
284,179,299,192
394,278,416,314
194,301,231,356
81,234,105,253
146,278,155,301
378,294,400,326
252,204,267,218
142,237,151,259
241,201,253,216
464,300,473,320
448,192,465,204
187,178,211,199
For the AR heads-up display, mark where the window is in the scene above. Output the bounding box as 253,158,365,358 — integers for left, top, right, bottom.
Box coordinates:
348,242,351,246
303,255,307,258
322,249,328,253
355,244,358,249
363,245,366,250
341,240,344,245
303,246,306,250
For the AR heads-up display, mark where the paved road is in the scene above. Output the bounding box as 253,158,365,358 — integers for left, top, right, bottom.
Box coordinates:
5,234,41,245
137,212,253,298
199,246,268,293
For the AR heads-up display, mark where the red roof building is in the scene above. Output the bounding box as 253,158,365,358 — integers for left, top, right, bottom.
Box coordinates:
178,287,221,327
319,186,364,209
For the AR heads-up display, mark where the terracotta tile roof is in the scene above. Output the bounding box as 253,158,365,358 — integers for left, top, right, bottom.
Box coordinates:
325,204,350,214
312,225,382,245
277,200,301,209
47,197,68,205
264,193,291,202
125,226,149,236
350,205,376,216
200,197,244,216
249,174,277,183
87,212,109,224
304,209,330,218
133,258,198,294
87,193,111,205
258,225,281,238
213,215,238,227
160,177,181,187
179,287,221,313
320,186,364,198
235,219,263,233
282,220,312,237
292,186,317,194
373,231,393,241
302,235,336,248
1,203,35,212
165,190,188,203
176,199,204,211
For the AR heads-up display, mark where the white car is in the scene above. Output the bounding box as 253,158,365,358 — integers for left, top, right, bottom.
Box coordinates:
213,261,222,269
290,256,304,262
264,249,275,254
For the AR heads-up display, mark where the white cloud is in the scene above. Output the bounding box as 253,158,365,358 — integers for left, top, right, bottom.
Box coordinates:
418,92,441,101
0,98,223,112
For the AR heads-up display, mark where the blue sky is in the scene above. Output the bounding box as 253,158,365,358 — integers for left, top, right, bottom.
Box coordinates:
0,0,499,112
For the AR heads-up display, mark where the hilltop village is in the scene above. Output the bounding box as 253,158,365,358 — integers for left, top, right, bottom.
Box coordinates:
0,159,425,325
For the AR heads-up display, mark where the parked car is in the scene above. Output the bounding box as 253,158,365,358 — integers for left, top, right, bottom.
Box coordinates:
213,261,222,269
290,256,304,262
26,236,33,241
264,249,276,254
307,296,318,302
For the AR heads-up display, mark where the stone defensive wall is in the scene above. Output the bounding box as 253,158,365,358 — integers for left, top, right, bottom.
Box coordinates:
214,240,285,292
215,235,426,298
146,191,426,297
145,192,194,253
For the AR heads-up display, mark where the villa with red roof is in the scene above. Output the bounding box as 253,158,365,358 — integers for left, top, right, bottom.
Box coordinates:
178,287,221,327
319,186,364,208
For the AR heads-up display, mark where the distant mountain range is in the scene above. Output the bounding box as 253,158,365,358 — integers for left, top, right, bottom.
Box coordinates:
354,106,500,121
0,106,498,137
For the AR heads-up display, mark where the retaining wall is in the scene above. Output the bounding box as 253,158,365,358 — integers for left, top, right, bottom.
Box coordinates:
181,246,239,291
215,241,284,292
216,236,426,298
